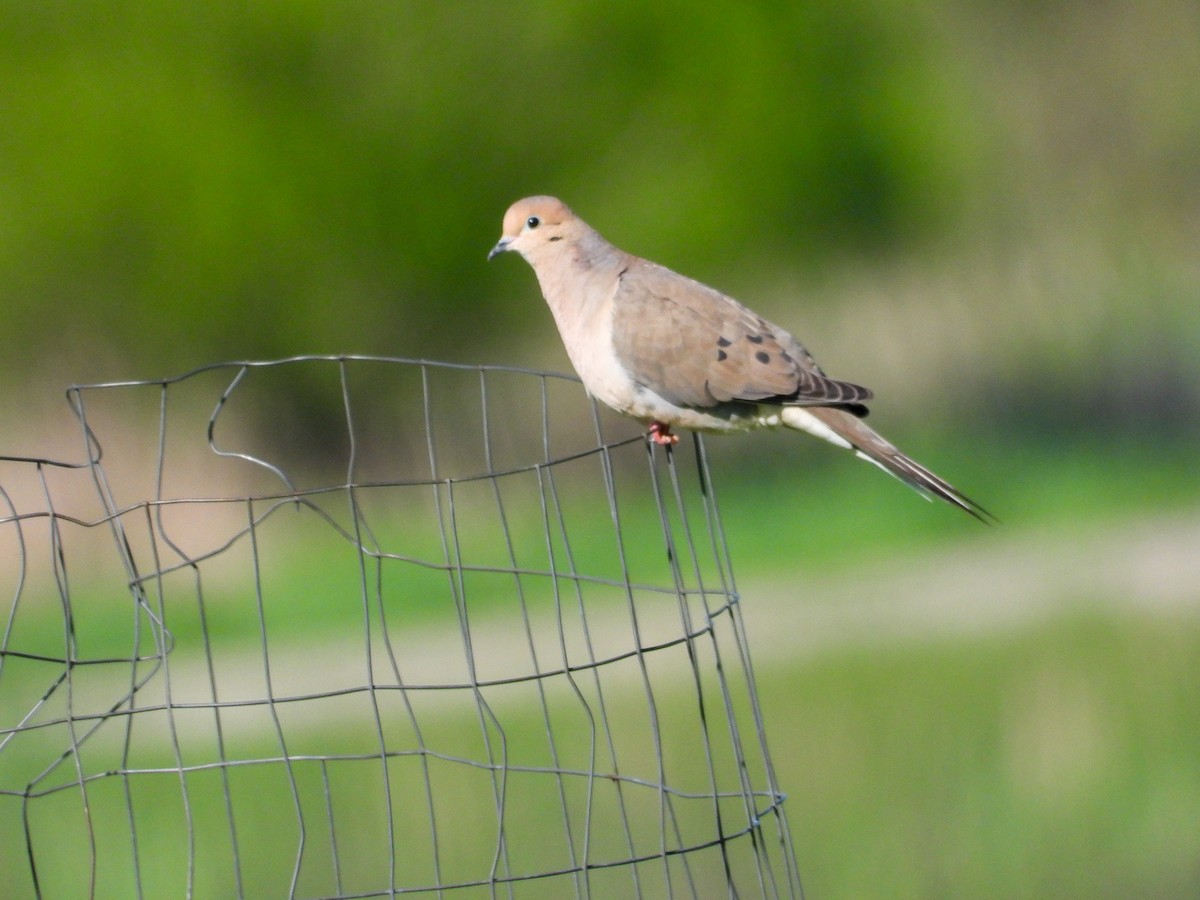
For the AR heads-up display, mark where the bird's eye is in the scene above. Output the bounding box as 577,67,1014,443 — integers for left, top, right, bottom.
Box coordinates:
526,216,540,229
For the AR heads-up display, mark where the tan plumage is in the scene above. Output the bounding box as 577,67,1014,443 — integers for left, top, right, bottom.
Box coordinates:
609,261,872,409
489,196,991,522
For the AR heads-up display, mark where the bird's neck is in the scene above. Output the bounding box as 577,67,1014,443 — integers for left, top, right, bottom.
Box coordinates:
531,232,626,307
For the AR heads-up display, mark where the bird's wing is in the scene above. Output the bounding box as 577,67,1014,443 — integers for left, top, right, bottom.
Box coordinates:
610,261,872,410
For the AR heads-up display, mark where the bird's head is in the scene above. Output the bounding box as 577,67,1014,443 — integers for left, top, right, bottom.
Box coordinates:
487,196,576,263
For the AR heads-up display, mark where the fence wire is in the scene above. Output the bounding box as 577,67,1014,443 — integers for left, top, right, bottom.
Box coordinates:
0,355,801,898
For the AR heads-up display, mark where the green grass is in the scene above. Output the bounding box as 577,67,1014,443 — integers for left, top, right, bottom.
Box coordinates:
769,611,1200,899
708,431,1199,571
3,607,1196,898
3,440,1198,897
8,433,1194,657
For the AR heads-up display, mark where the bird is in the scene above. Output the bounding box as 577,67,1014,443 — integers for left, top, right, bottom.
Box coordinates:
488,195,991,522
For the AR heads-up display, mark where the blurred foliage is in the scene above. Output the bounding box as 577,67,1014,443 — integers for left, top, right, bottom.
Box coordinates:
0,1,962,367
4,0,1196,433
2,7,1199,894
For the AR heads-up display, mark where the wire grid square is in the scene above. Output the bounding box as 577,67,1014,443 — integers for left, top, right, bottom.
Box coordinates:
0,355,801,898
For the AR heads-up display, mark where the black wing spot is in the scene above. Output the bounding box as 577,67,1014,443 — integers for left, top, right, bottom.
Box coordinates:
746,334,765,344
717,336,732,347
755,351,770,364
717,349,728,361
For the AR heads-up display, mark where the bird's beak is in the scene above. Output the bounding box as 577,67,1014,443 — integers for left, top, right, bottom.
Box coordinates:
487,236,512,261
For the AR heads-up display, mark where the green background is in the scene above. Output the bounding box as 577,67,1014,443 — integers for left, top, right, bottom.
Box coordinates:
2,1,1198,897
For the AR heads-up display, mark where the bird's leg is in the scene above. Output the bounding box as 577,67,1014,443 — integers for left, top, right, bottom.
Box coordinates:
648,422,679,445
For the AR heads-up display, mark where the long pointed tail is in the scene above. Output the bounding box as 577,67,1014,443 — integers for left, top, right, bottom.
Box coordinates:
782,406,995,523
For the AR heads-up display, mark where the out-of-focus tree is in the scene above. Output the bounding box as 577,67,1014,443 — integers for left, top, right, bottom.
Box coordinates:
1,0,1196,447
0,2,986,369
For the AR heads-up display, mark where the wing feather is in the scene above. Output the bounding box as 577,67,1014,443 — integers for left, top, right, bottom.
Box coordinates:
611,262,872,412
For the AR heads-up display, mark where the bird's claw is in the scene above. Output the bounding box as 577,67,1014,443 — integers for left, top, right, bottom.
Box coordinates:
648,422,679,446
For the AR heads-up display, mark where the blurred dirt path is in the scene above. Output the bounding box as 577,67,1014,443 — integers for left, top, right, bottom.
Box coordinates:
41,511,1200,742
739,511,1200,662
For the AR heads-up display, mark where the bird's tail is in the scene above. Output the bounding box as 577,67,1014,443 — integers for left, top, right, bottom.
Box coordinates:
781,406,994,523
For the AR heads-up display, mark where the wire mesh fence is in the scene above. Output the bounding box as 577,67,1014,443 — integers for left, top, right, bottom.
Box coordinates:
1,355,801,898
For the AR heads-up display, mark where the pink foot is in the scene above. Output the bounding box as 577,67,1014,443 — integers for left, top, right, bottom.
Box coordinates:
648,422,679,446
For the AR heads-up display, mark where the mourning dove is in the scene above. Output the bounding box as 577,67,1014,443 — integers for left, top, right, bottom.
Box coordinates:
489,196,991,521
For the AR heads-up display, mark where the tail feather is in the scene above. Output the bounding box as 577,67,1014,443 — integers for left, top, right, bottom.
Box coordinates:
782,406,995,523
